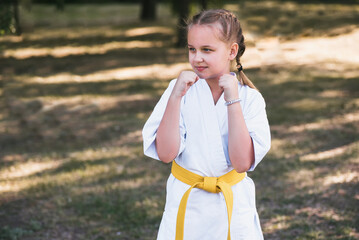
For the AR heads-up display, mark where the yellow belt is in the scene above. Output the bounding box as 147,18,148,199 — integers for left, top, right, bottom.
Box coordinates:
171,161,246,240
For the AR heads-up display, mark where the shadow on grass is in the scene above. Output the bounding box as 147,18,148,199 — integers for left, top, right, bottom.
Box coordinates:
1,30,174,50
253,144,359,239
242,65,359,239
0,152,170,240
251,69,359,125
0,95,158,157
1,47,187,78
241,1,359,38
261,178,359,239
5,79,160,98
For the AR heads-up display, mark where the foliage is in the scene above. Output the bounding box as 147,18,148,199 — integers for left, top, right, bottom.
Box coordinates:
242,0,359,3
170,0,224,16
32,0,143,3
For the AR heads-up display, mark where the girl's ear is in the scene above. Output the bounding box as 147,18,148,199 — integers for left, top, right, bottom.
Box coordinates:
229,43,239,60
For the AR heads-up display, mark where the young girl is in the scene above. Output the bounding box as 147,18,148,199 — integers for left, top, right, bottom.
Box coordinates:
142,9,271,240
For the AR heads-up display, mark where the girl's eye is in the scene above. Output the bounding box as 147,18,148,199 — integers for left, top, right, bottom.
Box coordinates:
203,48,212,52
188,47,196,52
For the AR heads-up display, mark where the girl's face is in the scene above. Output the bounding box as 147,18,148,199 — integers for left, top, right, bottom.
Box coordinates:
187,24,236,82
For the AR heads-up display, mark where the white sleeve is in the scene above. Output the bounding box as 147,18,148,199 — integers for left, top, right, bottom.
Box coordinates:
142,79,186,161
243,90,271,171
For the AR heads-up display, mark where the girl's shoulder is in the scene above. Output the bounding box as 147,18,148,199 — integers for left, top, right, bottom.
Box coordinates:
239,84,265,104
168,78,177,88
159,79,178,96
239,85,268,118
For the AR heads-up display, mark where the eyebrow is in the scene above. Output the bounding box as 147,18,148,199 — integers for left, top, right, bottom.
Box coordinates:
187,44,214,48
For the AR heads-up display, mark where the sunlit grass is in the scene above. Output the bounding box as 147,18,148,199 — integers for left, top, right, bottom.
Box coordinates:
3,25,175,59
3,40,167,59
300,141,358,162
11,62,190,84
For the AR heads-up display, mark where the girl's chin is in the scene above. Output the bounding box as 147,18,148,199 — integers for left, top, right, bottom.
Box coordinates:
193,71,205,79
196,73,205,79
200,74,222,81
192,70,222,80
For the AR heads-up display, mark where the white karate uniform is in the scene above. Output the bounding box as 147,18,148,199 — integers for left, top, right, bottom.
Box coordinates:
142,78,271,240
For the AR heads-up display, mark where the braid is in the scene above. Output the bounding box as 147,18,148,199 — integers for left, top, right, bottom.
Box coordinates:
187,9,258,90
235,26,245,75
234,21,257,90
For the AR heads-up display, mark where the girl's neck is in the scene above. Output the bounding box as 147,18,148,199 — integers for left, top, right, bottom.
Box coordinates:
205,78,223,105
205,78,221,91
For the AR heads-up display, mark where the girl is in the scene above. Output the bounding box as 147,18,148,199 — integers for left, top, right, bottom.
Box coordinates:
142,9,271,240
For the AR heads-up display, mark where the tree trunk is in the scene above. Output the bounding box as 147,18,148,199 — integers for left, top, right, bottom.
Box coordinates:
200,0,207,10
55,0,65,12
140,0,157,21
13,0,22,35
0,1,12,35
176,0,190,47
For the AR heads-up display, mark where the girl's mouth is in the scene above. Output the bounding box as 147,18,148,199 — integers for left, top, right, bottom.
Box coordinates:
196,66,207,72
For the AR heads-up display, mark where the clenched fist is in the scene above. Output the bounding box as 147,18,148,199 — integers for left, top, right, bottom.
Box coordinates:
172,71,199,98
218,73,239,102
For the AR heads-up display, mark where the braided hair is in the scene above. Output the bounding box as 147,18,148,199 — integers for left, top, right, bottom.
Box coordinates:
187,9,257,90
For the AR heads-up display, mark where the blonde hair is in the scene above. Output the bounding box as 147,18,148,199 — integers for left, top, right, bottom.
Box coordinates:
187,9,257,90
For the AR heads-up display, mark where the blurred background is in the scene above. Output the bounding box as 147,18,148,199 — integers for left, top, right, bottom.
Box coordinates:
0,0,358,239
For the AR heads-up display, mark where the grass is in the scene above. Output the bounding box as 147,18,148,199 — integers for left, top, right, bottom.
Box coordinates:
1,1,359,239
239,1,359,39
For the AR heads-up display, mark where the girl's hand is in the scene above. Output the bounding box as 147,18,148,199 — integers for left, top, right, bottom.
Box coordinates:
219,73,239,101
172,71,199,98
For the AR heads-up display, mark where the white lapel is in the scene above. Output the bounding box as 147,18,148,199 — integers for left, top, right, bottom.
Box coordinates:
197,79,229,176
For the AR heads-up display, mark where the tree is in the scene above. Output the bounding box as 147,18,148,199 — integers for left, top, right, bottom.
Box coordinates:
0,0,21,35
13,0,21,35
175,0,190,47
140,0,157,21
55,0,65,11
199,0,207,10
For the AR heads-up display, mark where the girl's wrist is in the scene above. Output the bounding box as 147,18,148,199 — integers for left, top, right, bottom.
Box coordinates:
225,98,241,106
170,85,184,99
224,92,239,102
169,93,183,102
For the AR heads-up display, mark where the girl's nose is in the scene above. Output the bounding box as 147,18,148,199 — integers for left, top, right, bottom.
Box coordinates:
194,53,204,62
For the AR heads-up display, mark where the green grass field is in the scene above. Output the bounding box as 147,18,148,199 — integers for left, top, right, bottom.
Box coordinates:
0,2,358,239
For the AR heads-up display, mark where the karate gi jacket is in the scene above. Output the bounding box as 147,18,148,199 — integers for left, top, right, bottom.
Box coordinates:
142,78,271,240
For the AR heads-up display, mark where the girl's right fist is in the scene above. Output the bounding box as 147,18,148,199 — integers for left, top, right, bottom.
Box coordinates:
172,71,199,98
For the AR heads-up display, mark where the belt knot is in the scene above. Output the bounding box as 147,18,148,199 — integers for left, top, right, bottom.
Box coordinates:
171,161,246,240
203,177,218,193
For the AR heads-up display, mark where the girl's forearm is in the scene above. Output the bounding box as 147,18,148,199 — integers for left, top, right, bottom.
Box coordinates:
227,103,255,172
155,95,182,163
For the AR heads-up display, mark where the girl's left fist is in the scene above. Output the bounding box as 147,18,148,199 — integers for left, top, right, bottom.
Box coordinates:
219,73,239,101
